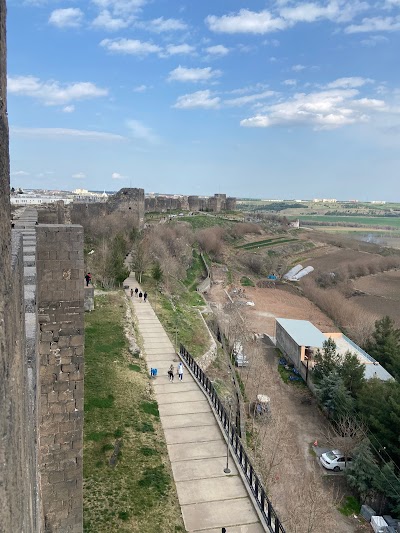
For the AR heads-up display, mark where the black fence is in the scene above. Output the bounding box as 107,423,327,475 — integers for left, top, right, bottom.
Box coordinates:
180,344,286,533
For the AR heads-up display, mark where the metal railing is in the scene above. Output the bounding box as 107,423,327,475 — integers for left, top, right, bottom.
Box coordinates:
180,344,286,533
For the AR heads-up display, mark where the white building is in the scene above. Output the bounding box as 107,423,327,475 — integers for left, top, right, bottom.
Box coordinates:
275,318,393,384
11,195,73,205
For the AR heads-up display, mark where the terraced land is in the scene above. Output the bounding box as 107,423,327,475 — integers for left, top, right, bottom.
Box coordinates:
237,237,298,250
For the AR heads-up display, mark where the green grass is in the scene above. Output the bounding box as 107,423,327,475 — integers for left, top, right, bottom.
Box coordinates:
184,249,207,291
83,293,185,533
294,215,400,229
339,496,361,516
128,364,141,372
174,214,233,229
240,276,255,287
142,276,210,358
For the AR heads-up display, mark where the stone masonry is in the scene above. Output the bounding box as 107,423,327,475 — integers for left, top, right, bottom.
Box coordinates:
37,226,85,532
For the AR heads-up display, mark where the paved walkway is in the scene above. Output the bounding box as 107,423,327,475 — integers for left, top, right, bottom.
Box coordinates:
124,274,264,533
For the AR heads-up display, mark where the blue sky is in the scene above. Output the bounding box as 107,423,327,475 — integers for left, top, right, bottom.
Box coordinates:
7,0,400,200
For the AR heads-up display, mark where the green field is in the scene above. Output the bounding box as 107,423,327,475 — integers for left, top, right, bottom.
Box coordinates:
295,215,400,229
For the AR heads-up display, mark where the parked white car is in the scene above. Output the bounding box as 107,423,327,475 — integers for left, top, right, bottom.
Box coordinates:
320,450,352,472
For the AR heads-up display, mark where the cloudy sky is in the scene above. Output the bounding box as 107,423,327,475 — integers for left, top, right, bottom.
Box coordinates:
7,0,400,199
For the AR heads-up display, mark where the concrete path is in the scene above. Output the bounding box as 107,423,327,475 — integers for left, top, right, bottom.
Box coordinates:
124,274,264,533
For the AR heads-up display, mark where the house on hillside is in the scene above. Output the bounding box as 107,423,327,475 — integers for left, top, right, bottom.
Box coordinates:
275,318,393,384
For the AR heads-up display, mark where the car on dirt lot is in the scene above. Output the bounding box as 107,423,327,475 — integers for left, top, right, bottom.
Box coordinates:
320,450,352,472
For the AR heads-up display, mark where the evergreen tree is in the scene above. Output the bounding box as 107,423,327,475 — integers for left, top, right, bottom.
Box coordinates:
357,379,400,464
375,461,400,515
312,338,342,384
346,439,380,502
315,370,355,420
365,316,400,380
339,351,365,398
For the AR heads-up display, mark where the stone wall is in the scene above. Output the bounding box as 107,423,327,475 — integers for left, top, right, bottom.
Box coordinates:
37,225,85,532
38,202,66,225
0,2,37,530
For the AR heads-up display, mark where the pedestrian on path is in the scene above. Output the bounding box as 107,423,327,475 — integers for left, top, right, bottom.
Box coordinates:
135,287,138,297
168,364,174,382
143,291,147,303
139,291,143,302
178,362,183,381
85,273,91,287
130,288,133,297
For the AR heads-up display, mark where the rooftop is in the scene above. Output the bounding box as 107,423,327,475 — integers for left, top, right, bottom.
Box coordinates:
324,333,394,381
276,318,327,348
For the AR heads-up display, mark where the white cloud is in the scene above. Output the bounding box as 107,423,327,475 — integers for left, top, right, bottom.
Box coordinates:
204,44,230,56
8,75,108,106
292,64,306,72
72,172,86,179
145,17,187,32
325,77,373,89
240,88,386,129
283,79,297,86
206,9,287,34
92,10,130,31
11,170,29,177
100,38,162,55
280,2,339,23
49,8,83,28
92,0,146,16
360,35,389,46
126,119,159,143
168,66,221,83
111,172,126,179
133,84,149,92
164,44,196,56
62,105,75,113
225,90,276,107
206,3,369,35
173,90,221,109
11,127,125,141
345,16,400,33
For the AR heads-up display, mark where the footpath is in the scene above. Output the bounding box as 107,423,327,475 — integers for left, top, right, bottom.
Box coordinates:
124,274,264,533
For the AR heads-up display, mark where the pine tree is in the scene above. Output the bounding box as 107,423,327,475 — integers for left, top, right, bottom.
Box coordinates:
315,370,354,420
312,338,342,384
346,439,380,502
339,351,365,397
365,316,400,380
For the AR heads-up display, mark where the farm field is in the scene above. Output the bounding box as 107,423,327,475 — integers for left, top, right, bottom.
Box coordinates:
295,215,400,229
351,271,400,326
237,237,298,250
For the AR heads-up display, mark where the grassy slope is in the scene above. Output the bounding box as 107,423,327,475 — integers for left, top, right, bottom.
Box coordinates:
84,293,185,533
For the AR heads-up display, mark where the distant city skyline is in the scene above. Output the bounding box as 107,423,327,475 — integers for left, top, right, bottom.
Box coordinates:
7,0,400,200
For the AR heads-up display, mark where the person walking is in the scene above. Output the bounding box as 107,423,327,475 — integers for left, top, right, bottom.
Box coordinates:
85,273,91,287
168,364,174,382
135,287,138,297
130,288,133,298
178,362,183,381
143,291,147,303
139,291,143,302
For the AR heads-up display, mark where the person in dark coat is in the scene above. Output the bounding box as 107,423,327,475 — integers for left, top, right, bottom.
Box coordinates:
143,292,147,303
135,287,139,297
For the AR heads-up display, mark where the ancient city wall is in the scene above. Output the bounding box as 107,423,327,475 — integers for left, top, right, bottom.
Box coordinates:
0,2,36,529
37,225,85,532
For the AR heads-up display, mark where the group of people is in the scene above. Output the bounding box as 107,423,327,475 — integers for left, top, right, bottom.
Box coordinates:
168,362,183,382
130,287,147,302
